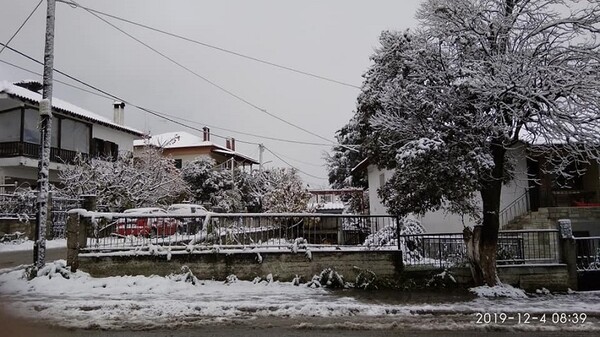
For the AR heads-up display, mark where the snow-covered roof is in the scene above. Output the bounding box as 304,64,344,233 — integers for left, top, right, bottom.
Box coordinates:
135,131,259,164
133,131,206,148
0,81,143,136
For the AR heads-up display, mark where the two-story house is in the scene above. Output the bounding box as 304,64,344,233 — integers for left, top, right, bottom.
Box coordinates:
0,80,144,189
133,128,258,169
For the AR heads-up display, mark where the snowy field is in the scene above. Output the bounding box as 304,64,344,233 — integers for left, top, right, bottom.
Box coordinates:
0,261,599,331
0,239,67,252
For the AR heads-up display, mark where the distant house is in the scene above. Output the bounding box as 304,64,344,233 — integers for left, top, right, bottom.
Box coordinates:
133,128,258,169
308,188,366,214
352,144,600,233
0,80,144,189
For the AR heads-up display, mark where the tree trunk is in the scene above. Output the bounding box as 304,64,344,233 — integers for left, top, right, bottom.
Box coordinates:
464,143,505,286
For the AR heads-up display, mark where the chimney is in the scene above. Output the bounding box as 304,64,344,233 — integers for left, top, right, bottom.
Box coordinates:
231,138,235,151
203,127,210,142
226,138,231,150
113,101,125,125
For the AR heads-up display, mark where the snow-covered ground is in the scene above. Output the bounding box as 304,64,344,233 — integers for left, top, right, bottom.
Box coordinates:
0,261,599,331
0,239,67,252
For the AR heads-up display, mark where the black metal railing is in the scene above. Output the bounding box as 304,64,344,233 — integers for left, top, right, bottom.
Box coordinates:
575,237,600,271
79,213,396,251
499,190,530,229
399,229,561,268
0,141,82,164
0,192,82,238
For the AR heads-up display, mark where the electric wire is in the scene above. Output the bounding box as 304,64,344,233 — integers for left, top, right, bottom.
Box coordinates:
0,59,114,100
57,0,361,89
0,0,44,55
264,146,328,180
68,0,345,148
0,43,354,150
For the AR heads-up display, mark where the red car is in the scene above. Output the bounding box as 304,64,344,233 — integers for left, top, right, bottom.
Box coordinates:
115,208,178,237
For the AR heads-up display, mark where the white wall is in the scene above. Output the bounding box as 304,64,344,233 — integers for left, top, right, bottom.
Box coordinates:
367,165,394,215
366,147,530,233
92,124,138,152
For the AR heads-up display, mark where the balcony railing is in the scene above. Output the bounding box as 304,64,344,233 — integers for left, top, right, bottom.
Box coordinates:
0,141,84,164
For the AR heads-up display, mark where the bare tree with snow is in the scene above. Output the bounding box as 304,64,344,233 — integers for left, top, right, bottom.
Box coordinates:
59,147,188,209
256,168,312,213
354,0,600,286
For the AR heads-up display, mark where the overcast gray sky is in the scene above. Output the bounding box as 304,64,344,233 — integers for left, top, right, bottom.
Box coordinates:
0,0,423,187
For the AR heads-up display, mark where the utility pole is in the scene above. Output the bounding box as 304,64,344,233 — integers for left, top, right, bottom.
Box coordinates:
258,143,264,172
33,0,56,271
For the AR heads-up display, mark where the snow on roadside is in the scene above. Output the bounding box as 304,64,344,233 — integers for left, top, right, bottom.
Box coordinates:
470,283,528,298
0,261,599,331
0,239,67,252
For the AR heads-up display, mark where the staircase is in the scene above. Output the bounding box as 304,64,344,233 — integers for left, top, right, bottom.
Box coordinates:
503,208,555,230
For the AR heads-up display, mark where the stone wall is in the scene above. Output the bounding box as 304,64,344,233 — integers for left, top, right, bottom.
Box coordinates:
0,218,32,238
79,250,570,291
79,250,404,285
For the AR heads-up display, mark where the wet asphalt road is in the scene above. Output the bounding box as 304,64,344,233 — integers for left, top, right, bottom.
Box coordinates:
0,247,67,269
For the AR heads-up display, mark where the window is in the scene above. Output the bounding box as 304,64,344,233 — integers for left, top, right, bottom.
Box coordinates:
0,110,21,142
379,173,385,188
61,119,90,153
23,109,40,144
51,117,59,147
92,138,119,160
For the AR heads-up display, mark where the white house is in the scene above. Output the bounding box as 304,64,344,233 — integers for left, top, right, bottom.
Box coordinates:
133,129,258,169
0,80,144,189
353,147,531,233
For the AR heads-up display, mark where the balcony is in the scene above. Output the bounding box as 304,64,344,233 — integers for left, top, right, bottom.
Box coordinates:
0,141,85,164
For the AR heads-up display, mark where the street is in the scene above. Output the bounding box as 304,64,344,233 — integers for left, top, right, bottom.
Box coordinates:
0,247,67,269
2,309,599,337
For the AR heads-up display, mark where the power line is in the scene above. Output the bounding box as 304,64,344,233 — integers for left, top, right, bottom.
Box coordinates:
0,44,352,149
0,42,242,143
270,150,326,168
0,0,44,55
0,59,114,100
67,0,340,148
57,0,361,90
264,146,328,181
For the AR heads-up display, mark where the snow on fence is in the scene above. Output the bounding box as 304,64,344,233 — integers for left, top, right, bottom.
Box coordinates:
78,212,396,252
73,211,562,269
399,229,561,268
0,192,81,238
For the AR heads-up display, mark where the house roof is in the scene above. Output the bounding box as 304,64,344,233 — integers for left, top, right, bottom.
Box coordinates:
351,157,370,174
309,188,365,195
0,81,144,136
134,131,259,164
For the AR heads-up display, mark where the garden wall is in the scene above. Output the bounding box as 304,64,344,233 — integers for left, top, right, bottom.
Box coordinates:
79,250,404,285
79,250,569,291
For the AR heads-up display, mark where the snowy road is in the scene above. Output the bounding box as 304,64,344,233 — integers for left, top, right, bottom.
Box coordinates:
0,261,599,332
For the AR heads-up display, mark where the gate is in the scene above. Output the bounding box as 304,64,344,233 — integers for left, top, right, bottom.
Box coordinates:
51,197,82,238
575,236,600,290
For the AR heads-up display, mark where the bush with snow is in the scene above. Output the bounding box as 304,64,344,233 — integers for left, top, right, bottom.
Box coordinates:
363,217,426,262
354,268,378,290
167,266,200,285
58,148,188,209
426,270,457,288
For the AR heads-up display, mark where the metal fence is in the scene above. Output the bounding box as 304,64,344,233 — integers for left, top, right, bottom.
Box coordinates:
77,211,562,268
0,192,81,238
575,237,600,271
82,213,397,251
399,229,561,268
